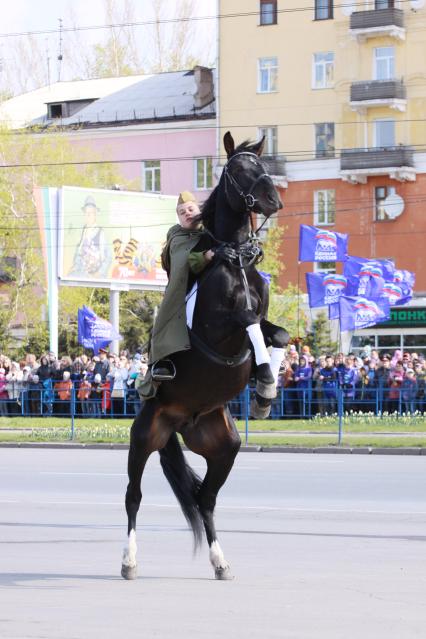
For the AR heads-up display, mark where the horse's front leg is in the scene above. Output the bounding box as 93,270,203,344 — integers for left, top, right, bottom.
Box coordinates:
182,406,241,580
248,318,290,418
121,400,170,580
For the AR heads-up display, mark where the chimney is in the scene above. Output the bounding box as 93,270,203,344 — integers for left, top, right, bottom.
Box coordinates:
193,66,214,109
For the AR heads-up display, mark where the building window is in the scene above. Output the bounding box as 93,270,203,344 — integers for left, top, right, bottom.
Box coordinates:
142,161,161,192
48,103,63,118
375,0,394,8
258,57,278,93
374,119,395,148
195,157,213,190
258,126,278,156
313,52,334,89
315,0,333,20
375,186,395,221
314,261,336,274
374,47,395,81
315,123,335,158
314,189,336,225
260,0,277,25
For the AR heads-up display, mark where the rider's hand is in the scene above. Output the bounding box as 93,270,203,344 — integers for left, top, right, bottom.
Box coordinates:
214,244,238,262
203,249,215,262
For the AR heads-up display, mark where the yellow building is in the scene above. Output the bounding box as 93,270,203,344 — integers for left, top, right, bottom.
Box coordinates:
218,1,426,354
218,0,426,175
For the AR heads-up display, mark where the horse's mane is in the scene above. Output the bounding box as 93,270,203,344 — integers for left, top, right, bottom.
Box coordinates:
201,140,255,232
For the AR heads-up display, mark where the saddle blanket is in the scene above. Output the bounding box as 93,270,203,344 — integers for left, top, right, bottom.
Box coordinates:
185,282,198,329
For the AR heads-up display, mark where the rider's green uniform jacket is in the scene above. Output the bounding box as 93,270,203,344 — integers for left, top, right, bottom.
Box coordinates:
149,224,212,364
137,224,212,400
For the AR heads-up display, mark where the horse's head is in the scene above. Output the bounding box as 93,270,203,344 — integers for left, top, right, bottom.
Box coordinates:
222,131,283,218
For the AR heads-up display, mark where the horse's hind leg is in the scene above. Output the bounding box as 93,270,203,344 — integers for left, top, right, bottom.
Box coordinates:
181,406,241,580
121,400,171,580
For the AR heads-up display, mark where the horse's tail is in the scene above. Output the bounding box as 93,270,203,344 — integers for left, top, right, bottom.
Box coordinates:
158,433,204,549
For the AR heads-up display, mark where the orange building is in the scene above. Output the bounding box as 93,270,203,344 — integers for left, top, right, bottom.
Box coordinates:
218,0,426,294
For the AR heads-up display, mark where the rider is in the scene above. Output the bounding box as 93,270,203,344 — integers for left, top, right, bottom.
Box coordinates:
138,191,285,400
138,191,214,398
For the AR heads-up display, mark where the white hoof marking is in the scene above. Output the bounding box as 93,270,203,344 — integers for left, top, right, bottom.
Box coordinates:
122,529,137,568
209,540,229,570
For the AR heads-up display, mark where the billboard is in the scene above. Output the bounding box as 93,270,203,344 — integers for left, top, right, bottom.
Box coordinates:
58,186,177,289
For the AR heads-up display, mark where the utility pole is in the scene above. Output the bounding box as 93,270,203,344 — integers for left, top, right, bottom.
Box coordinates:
57,18,63,82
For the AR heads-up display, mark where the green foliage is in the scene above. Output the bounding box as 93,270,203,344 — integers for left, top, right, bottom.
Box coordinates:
90,42,136,78
0,126,125,353
119,290,163,353
261,226,307,340
304,310,338,357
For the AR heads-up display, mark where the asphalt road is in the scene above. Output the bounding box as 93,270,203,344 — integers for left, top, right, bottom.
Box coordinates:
0,448,425,639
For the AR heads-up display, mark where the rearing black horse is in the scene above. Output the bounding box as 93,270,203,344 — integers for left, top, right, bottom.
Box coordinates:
121,132,289,580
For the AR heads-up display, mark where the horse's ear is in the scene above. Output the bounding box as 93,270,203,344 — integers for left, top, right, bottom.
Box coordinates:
252,136,266,157
223,131,235,158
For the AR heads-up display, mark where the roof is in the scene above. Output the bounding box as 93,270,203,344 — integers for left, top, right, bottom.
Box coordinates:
0,75,154,128
59,69,215,127
0,69,215,130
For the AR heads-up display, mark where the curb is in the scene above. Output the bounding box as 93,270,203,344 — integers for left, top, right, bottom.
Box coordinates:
0,442,425,455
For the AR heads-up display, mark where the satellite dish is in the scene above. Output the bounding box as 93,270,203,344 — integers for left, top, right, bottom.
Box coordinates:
341,1,355,16
410,0,425,10
383,193,405,220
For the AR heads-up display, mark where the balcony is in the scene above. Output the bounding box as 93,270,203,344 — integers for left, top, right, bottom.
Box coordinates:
340,146,415,184
350,79,407,113
262,154,287,188
350,8,405,41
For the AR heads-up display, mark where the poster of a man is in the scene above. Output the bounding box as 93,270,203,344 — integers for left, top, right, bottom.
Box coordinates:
68,196,112,278
58,186,176,289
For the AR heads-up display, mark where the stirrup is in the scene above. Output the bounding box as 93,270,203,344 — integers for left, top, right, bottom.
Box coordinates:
151,359,176,381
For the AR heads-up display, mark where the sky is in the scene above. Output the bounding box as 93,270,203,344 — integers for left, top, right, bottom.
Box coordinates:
0,0,217,93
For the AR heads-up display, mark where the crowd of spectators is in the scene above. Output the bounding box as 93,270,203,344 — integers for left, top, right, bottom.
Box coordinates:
0,349,148,417
0,345,425,418
269,345,426,417
225,345,426,418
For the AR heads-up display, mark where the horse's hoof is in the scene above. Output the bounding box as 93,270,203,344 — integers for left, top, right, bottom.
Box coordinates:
256,380,277,400
121,564,138,580
256,362,274,385
215,566,234,580
250,399,271,419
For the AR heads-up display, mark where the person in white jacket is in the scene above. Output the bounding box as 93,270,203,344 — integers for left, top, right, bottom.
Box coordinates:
6,362,23,415
108,356,129,416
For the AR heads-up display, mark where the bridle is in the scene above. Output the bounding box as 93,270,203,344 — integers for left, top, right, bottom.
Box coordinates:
222,151,274,218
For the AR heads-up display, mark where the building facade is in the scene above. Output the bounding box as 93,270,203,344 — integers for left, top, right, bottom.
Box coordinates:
218,0,426,297
1,67,216,203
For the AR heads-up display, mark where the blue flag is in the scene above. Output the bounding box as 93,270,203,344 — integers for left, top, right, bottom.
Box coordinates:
328,302,340,320
78,305,122,354
392,269,415,301
339,296,390,331
344,256,394,286
258,271,272,286
306,272,347,308
381,281,412,307
299,225,348,262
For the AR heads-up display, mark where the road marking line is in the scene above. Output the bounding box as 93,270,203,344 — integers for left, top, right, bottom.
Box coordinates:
1,499,426,516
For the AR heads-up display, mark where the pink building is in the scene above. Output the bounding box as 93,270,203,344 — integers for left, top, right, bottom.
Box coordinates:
1,67,216,203
57,67,216,203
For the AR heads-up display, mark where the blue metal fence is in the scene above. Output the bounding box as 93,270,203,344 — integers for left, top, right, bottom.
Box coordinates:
0,381,423,419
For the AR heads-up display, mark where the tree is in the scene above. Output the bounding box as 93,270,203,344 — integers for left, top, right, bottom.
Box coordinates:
261,224,307,341
0,125,124,358
88,0,144,78
304,310,338,358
